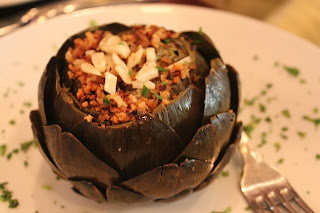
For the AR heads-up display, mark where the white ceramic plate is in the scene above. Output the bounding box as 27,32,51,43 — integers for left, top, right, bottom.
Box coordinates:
0,0,39,7
0,3,319,213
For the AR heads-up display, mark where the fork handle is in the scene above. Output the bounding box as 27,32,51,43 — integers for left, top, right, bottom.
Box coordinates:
239,132,264,165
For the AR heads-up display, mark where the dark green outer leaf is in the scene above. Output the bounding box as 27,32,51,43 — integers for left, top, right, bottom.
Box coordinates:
42,124,120,188
175,112,235,164
70,180,106,202
107,186,153,205
122,159,213,199
30,110,66,179
203,66,231,124
227,64,241,115
71,111,184,180
153,85,204,145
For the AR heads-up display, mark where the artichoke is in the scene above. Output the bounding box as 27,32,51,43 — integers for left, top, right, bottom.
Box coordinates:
30,23,242,204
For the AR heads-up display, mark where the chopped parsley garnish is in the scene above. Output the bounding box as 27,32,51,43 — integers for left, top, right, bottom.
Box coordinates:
156,55,160,60
164,38,171,44
6,153,12,160
141,85,149,97
314,108,319,114
184,61,190,65
277,158,284,164
89,19,97,27
154,91,163,100
274,61,280,67
303,115,320,127
243,115,261,137
266,83,273,89
156,66,166,72
24,161,28,167
19,109,24,114
316,154,320,160
281,109,291,118
198,27,202,36
0,145,6,156
253,54,259,61
221,171,229,177
21,140,35,152
265,117,272,123
211,206,232,213
41,185,52,191
17,81,24,87
103,96,111,107
0,182,19,208
23,101,32,107
283,65,300,77
9,120,15,125
297,131,307,139
163,82,168,86
280,134,288,140
274,142,281,152
56,176,61,181
300,79,306,84
193,40,201,44
281,127,288,132
128,69,133,76
244,98,256,106
118,42,124,45
259,103,266,112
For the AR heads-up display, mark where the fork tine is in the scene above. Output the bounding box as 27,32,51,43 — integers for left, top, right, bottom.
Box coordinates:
276,191,298,213
288,188,315,213
265,192,282,213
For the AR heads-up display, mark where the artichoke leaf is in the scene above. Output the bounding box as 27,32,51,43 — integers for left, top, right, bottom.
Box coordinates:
70,180,106,202
107,186,153,205
122,159,212,199
175,112,235,164
203,65,231,124
156,189,193,203
42,124,120,188
227,64,241,115
153,85,204,145
169,78,191,98
30,110,67,179
180,31,221,63
72,111,184,180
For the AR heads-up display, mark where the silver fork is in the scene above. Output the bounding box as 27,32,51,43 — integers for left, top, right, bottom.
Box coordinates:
239,132,315,213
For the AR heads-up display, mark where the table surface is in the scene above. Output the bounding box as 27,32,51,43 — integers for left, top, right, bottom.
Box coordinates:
0,0,319,47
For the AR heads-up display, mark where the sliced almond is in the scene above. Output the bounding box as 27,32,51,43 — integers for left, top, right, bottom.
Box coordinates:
167,56,191,70
80,63,102,76
112,53,127,70
127,47,144,70
146,47,156,62
115,65,132,85
105,54,114,72
91,52,107,72
85,50,96,57
132,80,155,90
135,62,158,82
100,35,131,59
104,72,117,94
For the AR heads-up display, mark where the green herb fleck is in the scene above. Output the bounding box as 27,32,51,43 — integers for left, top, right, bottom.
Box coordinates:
12,149,19,154
118,42,124,45
6,153,12,160
156,55,160,60
265,117,272,123
8,199,19,208
0,182,19,208
300,79,306,84
280,134,288,140
103,96,111,107
141,85,149,97
303,115,320,127
60,205,65,208
259,103,266,112
297,131,306,139
24,161,28,167
19,109,24,114
129,69,132,76
281,109,291,118
266,83,273,89
156,66,166,72
163,82,168,86
17,81,24,87
253,54,259,61
89,19,97,27
56,176,61,181
277,158,284,164
164,38,171,44
154,91,163,100
274,61,280,67
274,142,281,152
211,206,232,213
198,26,202,36
244,97,256,106
0,145,7,156
221,171,229,177
260,90,267,96
9,120,15,125
316,154,320,160
243,115,261,137
41,185,52,191
314,108,319,114
193,39,201,44
283,65,300,77
245,206,251,211
281,127,288,132
20,140,34,152
307,191,310,194
23,101,32,107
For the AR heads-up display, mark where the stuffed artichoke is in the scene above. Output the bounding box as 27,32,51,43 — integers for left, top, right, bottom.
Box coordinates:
30,23,242,204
